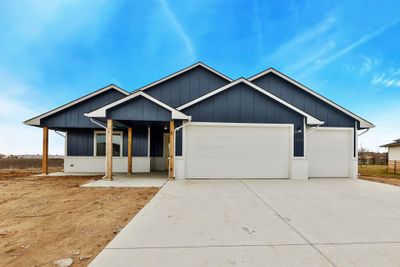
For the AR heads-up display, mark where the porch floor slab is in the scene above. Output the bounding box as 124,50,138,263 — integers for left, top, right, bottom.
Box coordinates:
81,173,168,188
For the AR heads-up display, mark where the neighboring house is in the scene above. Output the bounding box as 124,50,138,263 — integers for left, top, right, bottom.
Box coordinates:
25,62,374,180
381,139,400,173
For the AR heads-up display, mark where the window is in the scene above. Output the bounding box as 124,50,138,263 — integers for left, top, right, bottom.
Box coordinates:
94,131,123,157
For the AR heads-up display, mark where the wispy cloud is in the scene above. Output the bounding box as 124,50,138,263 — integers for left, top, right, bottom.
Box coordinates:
299,18,400,77
371,68,400,88
321,19,399,65
269,16,336,63
159,0,196,61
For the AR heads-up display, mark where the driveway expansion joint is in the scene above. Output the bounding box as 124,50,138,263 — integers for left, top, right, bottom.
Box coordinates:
239,180,337,267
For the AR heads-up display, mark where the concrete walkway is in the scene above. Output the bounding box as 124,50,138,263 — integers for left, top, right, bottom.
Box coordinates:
90,179,400,266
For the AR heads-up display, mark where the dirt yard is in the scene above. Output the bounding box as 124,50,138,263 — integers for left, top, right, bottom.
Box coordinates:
359,164,400,186
0,171,159,267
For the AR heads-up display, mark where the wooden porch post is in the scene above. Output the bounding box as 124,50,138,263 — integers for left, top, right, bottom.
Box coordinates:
127,127,133,175
106,119,113,180
42,127,48,174
169,120,175,180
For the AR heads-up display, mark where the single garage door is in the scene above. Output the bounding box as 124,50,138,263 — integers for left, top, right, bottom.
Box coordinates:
185,123,292,179
307,128,353,178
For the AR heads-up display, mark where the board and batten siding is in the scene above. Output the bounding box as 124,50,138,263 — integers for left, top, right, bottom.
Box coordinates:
41,89,127,128
145,66,229,108
181,83,305,157
106,96,172,122
251,73,356,128
252,73,358,157
66,126,149,157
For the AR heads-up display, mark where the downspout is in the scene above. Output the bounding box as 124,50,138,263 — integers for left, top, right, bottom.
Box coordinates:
90,118,108,179
90,118,107,129
55,130,65,138
172,117,192,178
358,128,369,136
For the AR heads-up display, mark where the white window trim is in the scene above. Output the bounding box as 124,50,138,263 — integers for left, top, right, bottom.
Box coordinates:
93,130,124,157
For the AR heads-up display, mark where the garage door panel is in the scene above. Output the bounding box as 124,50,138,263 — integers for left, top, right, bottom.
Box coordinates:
187,136,288,147
185,124,291,179
307,128,352,178
186,146,289,158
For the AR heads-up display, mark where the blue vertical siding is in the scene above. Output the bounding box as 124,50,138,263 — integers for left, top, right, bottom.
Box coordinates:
41,89,127,128
145,66,229,108
252,72,357,155
251,73,356,127
67,126,148,157
181,82,305,157
107,96,171,122
150,126,166,157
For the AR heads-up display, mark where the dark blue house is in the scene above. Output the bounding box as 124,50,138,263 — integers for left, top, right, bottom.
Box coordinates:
25,62,373,180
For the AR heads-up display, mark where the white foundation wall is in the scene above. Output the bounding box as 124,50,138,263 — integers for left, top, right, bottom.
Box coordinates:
290,158,309,180
64,157,150,173
175,157,185,180
150,157,167,171
352,158,358,179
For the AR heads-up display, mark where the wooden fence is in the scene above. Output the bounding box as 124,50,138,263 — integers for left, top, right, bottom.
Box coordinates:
388,160,399,174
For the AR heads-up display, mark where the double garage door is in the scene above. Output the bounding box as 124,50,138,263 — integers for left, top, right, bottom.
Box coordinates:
183,123,354,179
185,123,292,179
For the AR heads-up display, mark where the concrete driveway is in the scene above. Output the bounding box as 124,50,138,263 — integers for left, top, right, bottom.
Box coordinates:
90,179,400,266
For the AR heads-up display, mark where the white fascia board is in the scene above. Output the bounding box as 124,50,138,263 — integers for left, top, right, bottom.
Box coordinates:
177,78,323,126
138,62,232,92
248,68,374,128
24,84,129,126
86,91,190,120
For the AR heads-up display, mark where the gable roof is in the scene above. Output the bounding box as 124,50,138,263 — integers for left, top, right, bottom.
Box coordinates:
177,78,323,125
24,84,129,126
381,139,400,148
86,91,190,120
248,68,374,129
137,62,233,92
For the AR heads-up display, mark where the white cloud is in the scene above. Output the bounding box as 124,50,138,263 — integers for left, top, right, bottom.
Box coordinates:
297,18,400,78
267,16,337,73
371,68,400,88
359,56,381,75
159,0,196,61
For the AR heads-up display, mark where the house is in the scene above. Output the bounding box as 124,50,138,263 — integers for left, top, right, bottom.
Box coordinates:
24,62,374,180
381,139,400,173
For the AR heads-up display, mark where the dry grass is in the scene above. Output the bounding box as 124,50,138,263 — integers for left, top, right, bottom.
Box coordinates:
0,158,63,170
359,164,400,186
0,171,159,267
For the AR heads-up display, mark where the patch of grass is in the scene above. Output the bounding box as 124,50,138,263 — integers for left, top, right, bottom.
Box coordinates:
359,164,400,179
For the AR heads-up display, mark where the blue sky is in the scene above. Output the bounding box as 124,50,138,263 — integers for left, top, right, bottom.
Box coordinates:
0,0,399,154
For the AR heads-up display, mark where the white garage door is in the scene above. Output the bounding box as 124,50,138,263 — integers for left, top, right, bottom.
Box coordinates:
307,128,353,178
184,123,292,179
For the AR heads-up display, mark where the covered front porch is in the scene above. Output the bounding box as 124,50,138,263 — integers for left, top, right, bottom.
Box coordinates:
35,91,190,180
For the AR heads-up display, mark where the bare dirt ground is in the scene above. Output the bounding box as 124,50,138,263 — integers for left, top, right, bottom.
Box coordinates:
0,170,159,267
